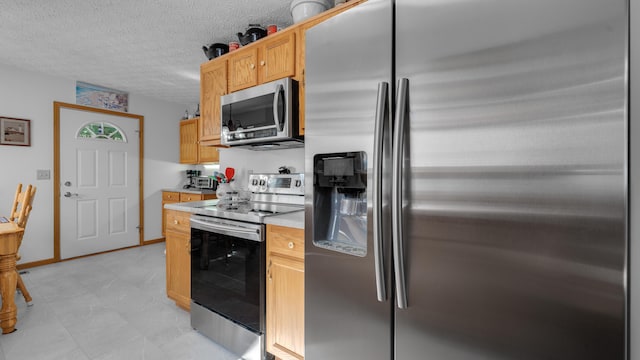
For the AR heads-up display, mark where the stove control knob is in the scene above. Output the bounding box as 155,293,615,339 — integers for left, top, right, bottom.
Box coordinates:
294,180,302,187
259,179,266,186
251,179,258,186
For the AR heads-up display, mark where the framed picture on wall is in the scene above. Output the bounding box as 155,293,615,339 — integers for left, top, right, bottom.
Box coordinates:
76,81,129,112
0,117,31,146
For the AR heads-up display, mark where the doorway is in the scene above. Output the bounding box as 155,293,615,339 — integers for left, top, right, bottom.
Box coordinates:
54,102,144,260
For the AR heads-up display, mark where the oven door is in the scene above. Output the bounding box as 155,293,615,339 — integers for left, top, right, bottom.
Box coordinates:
190,215,265,333
220,77,296,146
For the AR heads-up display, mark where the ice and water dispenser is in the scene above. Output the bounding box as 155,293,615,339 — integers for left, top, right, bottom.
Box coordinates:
313,152,367,257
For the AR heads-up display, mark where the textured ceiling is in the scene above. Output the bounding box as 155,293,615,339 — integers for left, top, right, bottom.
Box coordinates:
0,0,296,106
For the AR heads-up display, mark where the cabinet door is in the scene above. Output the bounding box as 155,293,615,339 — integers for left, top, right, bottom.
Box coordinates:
161,192,180,236
179,119,198,164
260,31,296,84
200,60,227,145
228,47,259,92
166,229,191,310
267,253,305,360
179,193,202,202
267,225,305,360
198,133,220,163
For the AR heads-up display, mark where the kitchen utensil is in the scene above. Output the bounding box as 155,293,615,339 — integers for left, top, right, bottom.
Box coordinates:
290,0,331,23
202,43,229,60
237,24,267,46
225,167,235,182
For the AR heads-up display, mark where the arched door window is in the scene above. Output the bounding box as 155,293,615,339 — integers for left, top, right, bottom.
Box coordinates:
76,122,127,142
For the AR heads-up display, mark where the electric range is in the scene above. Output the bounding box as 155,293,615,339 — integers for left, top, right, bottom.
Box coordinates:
189,173,303,360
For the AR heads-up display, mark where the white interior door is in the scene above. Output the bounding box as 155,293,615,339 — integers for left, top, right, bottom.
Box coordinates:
59,107,140,259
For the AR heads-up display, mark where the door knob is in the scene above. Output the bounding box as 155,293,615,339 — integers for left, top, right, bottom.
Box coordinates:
63,192,79,198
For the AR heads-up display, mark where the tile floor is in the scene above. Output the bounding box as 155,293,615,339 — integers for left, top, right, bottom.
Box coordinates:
0,243,242,360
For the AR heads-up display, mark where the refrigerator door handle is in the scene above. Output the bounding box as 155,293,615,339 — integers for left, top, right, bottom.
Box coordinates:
373,81,388,302
392,78,409,309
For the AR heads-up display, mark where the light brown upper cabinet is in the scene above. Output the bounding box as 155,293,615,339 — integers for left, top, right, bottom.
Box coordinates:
228,30,297,93
180,119,199,164
179,118,220,164
200,60,227,146
199,0,367,141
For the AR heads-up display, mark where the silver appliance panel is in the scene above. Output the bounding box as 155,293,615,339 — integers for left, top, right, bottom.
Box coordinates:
395,0,627,358
195,174,304,223
194,176,216,190
190,214,264,242
305,0,627,360
305,1,394,359
248,173,304,195
221,77,300,148
191,300,263,360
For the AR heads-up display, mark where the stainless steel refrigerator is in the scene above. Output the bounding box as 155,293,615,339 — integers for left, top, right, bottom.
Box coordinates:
304,0,628,359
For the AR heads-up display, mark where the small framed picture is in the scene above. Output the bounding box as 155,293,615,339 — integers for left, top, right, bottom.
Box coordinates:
0,117,31,146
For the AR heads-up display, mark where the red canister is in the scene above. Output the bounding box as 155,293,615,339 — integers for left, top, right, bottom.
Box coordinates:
267,24,277,35
229,41,240,52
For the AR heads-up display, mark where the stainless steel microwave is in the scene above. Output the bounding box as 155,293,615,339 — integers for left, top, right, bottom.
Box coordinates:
221,77,302,149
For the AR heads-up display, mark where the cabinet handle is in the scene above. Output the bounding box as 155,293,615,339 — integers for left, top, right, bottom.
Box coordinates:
174,220,179,225
288,241,294,249
250,63,255,69
268,260,273,280
260,60,265,66
186,239,191,253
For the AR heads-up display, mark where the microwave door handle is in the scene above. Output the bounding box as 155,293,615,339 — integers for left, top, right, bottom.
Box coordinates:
273,83,284,132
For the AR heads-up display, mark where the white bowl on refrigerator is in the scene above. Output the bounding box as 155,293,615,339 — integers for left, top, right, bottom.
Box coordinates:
290,0,332,23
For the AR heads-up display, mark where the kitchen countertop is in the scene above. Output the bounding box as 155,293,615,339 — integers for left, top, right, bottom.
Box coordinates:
263,211,304,229
164,200,304,229
162,188,216,195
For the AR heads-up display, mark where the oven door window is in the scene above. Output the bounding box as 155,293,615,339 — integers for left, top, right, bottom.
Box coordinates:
191,228,265,333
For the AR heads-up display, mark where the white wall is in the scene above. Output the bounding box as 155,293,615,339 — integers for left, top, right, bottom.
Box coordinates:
0,63,190,264
218,147,305,188
129,94,198,242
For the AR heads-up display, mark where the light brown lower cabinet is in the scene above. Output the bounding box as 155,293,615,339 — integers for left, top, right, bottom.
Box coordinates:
162,191,216,236
165,209,191,310
266,224,305,360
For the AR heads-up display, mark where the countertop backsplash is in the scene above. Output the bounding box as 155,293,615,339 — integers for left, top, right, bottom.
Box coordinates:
218,147,305,189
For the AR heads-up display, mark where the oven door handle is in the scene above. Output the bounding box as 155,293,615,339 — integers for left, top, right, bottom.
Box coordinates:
190,218,262,242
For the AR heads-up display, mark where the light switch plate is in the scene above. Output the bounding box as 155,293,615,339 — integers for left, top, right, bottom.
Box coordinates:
37,169,50,180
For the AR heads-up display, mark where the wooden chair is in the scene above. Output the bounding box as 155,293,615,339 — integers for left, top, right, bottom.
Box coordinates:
9,184,36,305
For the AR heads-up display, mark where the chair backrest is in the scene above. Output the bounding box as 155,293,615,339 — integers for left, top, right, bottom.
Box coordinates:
9,183,36,229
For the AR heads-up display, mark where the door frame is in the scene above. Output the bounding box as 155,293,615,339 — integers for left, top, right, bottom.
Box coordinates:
53,101,144,261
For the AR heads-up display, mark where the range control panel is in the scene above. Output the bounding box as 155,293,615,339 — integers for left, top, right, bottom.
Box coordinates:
248,173,304,195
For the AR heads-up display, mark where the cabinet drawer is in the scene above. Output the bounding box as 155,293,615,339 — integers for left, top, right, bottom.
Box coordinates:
180,193,203,202
163,191,180,202
267,225,304,260
166,210,191,234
